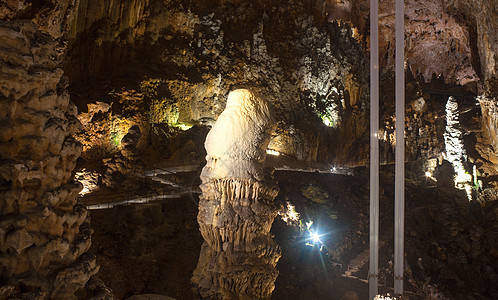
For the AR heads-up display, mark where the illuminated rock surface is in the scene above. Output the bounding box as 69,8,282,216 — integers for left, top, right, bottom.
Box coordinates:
0,21,98,299
477,85,498,179
192,89,281,299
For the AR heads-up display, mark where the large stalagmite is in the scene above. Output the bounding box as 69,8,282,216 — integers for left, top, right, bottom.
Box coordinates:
192,89,280,299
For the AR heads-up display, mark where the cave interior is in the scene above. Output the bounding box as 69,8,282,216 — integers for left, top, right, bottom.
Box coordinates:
0,0,497,299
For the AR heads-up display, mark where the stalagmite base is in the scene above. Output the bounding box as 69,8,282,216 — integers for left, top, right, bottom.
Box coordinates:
192,89,281,299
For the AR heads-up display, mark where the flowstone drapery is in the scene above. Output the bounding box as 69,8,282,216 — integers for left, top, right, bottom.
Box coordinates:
192,89,281,299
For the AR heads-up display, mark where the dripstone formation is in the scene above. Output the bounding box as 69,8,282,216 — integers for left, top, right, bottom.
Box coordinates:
0,21,98,298
192,89,281,299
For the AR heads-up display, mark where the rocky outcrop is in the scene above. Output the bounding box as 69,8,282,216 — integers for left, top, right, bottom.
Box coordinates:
444,0,498,82
0,20,97,299
66,0,373,166
102,125,144,189
476,92,498,179
379,0,479,86
65,0,497,169
0,0,77,40
192,89,280,299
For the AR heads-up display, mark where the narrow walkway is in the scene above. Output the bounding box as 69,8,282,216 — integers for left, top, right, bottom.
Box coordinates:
82,161,355,210
86,193,189,210
83,164,201,210
143,164,200,176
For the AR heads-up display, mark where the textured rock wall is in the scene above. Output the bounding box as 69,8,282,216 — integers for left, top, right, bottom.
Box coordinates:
192,89,280,299
444,0,497,82
0,0,77,40
66,0,150,80
405,192,498,299
0,10,98,300
337,0,493,87
66,0,373,166
476,87,498,177
479,95,498,159
65,0,498,168
378,0,478,85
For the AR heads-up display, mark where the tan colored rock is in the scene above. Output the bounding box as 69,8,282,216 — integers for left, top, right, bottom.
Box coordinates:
192,89,280,299
444,0,498,81
52,254,99,300
0,20,97,299
127,295,176,300
476,93,498,176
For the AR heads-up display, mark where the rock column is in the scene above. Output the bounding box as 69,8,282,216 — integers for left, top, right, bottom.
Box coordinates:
0,21,98,299
192,89,281,299
477,93,498,171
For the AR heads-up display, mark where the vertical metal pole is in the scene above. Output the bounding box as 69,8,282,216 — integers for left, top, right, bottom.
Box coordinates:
369,0,379,299
394,0,405,295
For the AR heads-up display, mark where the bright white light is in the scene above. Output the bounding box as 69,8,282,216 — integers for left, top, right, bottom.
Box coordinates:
424,170,437,182
332,167,337,172
174,123,193,131
266,149,280,156
310,231,321,243
455,170,472,185
374,296,397,300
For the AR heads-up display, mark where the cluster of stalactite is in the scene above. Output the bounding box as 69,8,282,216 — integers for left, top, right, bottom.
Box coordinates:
192,89,281,299
0,21,98,299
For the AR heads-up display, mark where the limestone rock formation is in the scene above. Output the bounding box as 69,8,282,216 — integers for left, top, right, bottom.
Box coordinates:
443,0,498,82
192,89,281,299
66,0,372,166
476,90,498,179
0,20,97,298
127,295,176,300
102,125,144,189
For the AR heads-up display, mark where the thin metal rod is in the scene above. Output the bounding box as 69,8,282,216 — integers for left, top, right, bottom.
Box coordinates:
394,0,405,295
369,0,379,299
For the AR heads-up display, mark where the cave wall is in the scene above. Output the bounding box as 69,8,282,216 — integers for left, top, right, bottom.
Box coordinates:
378,0,478,86
65,0,374,166
3,1,495,174
65,0,497,169
476,81,498,179
443,0,497,82
62,3,498,298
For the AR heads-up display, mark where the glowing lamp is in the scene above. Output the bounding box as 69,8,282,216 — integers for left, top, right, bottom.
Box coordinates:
310,231,321,244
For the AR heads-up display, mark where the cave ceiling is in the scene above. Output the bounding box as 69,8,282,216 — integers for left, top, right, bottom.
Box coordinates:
0,0,496,166
22,0,485,164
